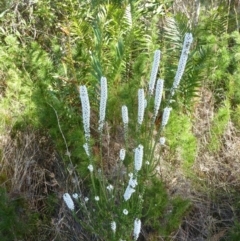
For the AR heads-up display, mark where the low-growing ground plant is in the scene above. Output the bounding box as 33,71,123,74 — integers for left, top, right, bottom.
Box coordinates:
62,33,193,240
0,185,45,241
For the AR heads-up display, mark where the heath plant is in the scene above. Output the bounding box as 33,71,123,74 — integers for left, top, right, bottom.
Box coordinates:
63,33,193,240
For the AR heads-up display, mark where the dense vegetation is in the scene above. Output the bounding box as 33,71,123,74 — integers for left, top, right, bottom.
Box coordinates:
0,0,240,240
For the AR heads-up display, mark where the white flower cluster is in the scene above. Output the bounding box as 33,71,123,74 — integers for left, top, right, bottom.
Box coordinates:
138,89,145,125
134,144,143,172
123,144,143,201
123,209,128,215
72,193,80,199
129,175,138,188
149,50,161,95
153,79,164,122
83,143,90,157
79,85,90,140
121,105,128,125
123,185,135,201
119,148,126,161
161,107,172,127
133,218,141,240
172,33,193,91
123,172,138,201
63,193,75,211
122,105,128,140
88,164,93,172
98,77,108,132
106,184,114,191
111,221,116,233
159,137,166,145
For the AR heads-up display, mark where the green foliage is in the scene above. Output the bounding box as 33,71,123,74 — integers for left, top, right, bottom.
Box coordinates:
195,10,239,110
201,5,229,35
165,112,197,169
227,194,240,240
226,31,240,129
228,221,240,241
143,178,169,229
0,35,36,132
0,0,9,11
232,104,240,130
143,178,191,238
0,188,37,240
208,101,231,152
203,35,231,105
164,197,191,236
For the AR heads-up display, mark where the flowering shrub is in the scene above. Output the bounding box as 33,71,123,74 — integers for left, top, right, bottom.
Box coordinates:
63,33,193,240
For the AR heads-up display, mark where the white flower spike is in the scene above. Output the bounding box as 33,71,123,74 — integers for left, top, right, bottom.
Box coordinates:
161,107,172,127
138,89,145,125
63,193,75,211
149,50,161,95
79,85,91,140
119,148,126,161
122,105,129,125
111,221,117,233
134,144,144,172
98,77,108,132
172,33,193,91
153,79,164,122
123,185,135,201
133,218,141,240
83,143,90,157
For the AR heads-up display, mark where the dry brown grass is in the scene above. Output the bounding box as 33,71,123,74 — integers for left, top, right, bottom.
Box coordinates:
193,88,240,191
0,127,81,240
162,87,240,241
